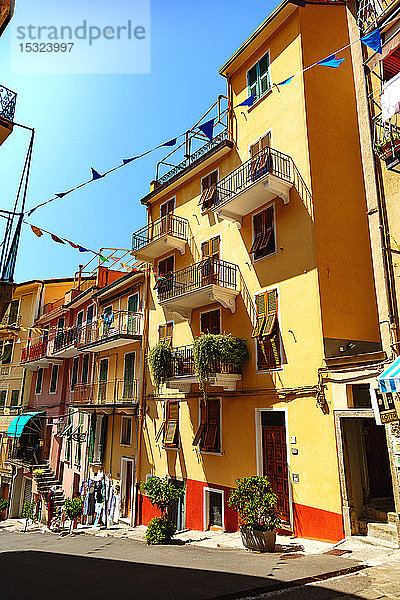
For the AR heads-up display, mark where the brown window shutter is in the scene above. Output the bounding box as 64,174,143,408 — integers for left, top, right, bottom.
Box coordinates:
203,398,220,452
201,173,210,192
165,322,173,347
250,212,263,254
263,289,277,337
200,311,211,334
211,309,220,334
158,324,166,342
155,418,166,442
166,256,174,274
250,141,260,157
201,240,210,259
261,133,271,149
251,293,266,337
192,423,205,446
164,401,179,446
211,236,220,258
210,170,218,185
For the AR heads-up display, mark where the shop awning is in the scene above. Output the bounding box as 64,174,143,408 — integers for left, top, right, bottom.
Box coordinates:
6,412,43,438
377,356,400,393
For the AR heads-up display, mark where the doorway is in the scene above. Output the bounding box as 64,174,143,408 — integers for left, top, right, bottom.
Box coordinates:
204,488,224,531
169,479,185,531
261,410,290,524
120,457,134,522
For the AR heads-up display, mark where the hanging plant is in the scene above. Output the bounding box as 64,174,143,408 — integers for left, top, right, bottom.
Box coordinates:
148,342,174,390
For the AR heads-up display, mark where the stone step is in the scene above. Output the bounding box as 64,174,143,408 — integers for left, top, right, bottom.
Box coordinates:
367,521,399,546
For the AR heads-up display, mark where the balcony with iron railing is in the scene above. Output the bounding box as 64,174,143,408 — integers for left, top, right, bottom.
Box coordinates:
156,258,240,321
132,214,189,263
21,339,62,370
374,114,400,170
77,311,143,352
0,314,22,338
71,378,139,410
357,0,396,32
52,326,80,358
210,146,293,226
164,344,242,393
0,84,16,145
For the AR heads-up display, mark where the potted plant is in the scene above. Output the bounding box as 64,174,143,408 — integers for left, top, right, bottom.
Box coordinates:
228,476,281,552
0,498,9,520
32,468,45,480
140,475,184,545
64,497,83,532
376,132,400,158
148,342,174,391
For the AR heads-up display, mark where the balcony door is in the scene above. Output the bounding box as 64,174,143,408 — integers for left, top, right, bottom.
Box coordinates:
123,352,135,400
201,237,220,286
261,410,290,524
127,293,139,334
102,306,112,338
160,198,175,235
98,358,109,403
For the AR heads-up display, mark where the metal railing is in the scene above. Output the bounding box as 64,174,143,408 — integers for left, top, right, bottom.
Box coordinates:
157,258,238,302
71,378,139,405
213,146,292,210
132,214,188,253
0,85,16,122
373,114,400,158
43,297,65,315
1,314,21,327
171,344,241,377
357,0,393,31
21,340,48,363
77,311,143,347
53,326,79,353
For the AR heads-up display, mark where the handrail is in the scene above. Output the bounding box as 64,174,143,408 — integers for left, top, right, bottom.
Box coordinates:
157,258,238,302
71,378,139,405
171,344,241,377
0,85,17,122
373,113,400,158
77,311,143,347
213,146,292,209
21,340,48,363
132,214,188,252
54,325,79,352
357,0,394,32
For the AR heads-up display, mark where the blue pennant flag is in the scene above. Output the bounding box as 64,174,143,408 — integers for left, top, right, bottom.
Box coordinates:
236,94,255,108
55,189,73,198
361,29,382,54
317,54,345,68
78,246,89,252
91,168,103,180
122,157,137,165
162,138,177,147
278,75,294,86
198,118,215,142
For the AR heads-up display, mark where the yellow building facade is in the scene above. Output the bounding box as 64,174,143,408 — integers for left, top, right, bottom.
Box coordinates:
134,1,383,542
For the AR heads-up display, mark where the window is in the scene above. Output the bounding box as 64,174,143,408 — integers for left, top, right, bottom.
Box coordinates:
200,309,220,335
160,198,175,235
57,317,65,332
250,133,271,158
10,389,19,407
123,352,135,399
201,236,220,260
74,413,84,465
65,409,73,462
158,322,173,346
158,255,174,277
253,289,280,371
0,391,6,408
81,354,89,385
160,197,175,218
49,364,59,393
86,304,94,324
121,417,132,446
71,357,79,391
98,358,108,402
201,237,220,286
247,52,271,101
0,339,13,364
76,311,84,329
383,47,400,83
35,368,43,395
7,300,19,325
200,170,218,211
193,398,221,453
155,401,179,448
251,206,275,260
351,384,372,408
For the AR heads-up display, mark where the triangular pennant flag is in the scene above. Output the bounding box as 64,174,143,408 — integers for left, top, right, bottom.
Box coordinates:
361,29,382,54
31,225,43,237
55,189,73,198
67,240,79,249
162,138,177,147
99,255,108,263
91,168,103,180
317,54,345,68
123,157,137,165
198,118,215,142
51,234,65,244
278,75,294,86
236,94,255,107
78,246,89,252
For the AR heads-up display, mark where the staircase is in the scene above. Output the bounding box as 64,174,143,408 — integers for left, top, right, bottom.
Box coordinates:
358,498,399,548
33,462,65,512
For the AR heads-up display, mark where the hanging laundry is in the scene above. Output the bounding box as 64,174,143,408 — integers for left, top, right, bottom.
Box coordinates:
381,72,400,122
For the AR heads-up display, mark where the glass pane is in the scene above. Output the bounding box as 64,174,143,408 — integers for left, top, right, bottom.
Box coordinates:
247,64,257,86
259,54,269,76
260,73,270,95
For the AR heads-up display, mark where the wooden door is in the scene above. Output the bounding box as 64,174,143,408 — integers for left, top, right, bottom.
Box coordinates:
201,237,220,286
123,352,135,400
127,294,139,334
363,419,393,499
98,359,108,402
262,413,290,523
160,198,175,234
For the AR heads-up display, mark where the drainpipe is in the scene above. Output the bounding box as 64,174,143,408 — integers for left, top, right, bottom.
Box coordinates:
132,205,151,527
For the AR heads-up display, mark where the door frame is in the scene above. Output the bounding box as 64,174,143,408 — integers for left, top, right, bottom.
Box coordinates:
120,456,134,524
203,487,225,532
255,407,293,529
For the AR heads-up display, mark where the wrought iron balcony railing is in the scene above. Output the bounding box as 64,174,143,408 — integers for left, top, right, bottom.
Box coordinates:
1,314,21,327
21,340,48,363
71,378,139,405
132,214,188,253
213,146,292,210
0,84,16,122
77,311,143,347
53,326,79,353
357,0,393,32
171,344,241,378
156,258,238,302
374,114,400,158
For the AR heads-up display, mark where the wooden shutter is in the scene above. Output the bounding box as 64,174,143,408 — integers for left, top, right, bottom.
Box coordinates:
250,141,260,157
164,401,179,446
259,207,274,251
203,398,220,452
251,293,266,338
250,212,264,254
161,198,174,217
193,401,206,446
158,324,166,342
201,240,210,259
158,256,174,276
159,322,173,346
201,310,220,334
155,418,166,442
264,289,277,336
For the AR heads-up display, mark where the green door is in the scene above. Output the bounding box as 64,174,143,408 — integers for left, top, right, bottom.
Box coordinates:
123,352,135,400
127,294,139,334
98,358,109,402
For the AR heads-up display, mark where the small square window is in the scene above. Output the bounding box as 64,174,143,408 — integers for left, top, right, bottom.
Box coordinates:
247,52,271,101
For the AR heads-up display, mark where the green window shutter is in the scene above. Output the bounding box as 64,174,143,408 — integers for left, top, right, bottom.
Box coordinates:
87,414,95,464
99,415,108,463
10,389,19,407
0,390,6,407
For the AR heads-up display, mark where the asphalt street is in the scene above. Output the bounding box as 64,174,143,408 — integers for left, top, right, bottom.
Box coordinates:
0,530,368,600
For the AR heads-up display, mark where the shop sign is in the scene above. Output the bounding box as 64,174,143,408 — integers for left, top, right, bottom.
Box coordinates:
373,389,398,424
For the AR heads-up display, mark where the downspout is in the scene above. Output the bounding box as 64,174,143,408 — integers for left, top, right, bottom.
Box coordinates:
132,206,151,527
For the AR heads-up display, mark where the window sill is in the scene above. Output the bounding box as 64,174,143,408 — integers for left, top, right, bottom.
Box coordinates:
120,443,131,448
256,366,283,374
163,445,180,451
247,88,273,113
200,450,223,456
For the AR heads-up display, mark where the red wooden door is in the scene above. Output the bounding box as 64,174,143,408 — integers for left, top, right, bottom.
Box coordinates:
262,424,290,522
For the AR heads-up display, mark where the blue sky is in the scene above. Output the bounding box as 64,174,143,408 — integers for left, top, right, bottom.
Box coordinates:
0,0,278,282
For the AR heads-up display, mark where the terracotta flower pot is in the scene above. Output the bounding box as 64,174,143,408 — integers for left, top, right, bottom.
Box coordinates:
240,526,276,552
